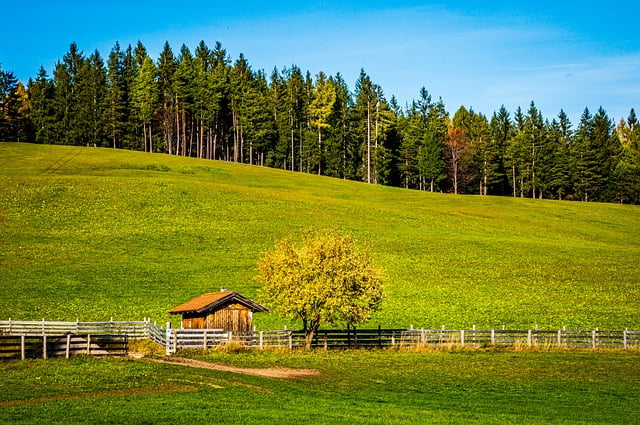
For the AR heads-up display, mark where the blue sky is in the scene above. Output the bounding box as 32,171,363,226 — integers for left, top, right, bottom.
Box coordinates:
3,1,639,124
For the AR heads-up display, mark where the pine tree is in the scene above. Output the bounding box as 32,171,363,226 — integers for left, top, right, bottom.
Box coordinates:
323,73,352,179
308,71,336,175
0,65,21,141
132,55,159,152
230,54,253,163
547,110,572,200
571,108,598,201
80,50,108,147
121,44,138,150
174,44,195,156
106,43,127,149
28,67,55,143
419,97,447,192
208,42,231,161
157,41,177,154
489,106,513,196
591,107,618,201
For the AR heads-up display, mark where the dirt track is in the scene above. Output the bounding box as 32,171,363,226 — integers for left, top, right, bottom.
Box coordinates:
147,356,320,379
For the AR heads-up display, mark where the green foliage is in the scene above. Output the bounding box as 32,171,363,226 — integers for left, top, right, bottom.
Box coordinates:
256,229,384,346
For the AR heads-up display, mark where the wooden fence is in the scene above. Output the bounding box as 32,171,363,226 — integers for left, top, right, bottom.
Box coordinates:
161,326,640,354
2,320,639,357
0,334,128,360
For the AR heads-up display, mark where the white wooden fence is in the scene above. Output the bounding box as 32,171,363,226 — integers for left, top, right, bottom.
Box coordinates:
1,320,639,357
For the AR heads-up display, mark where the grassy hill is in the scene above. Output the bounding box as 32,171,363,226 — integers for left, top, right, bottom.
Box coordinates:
1,142,639,330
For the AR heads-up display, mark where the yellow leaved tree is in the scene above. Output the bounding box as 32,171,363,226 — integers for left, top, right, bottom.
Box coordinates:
256,229,385,349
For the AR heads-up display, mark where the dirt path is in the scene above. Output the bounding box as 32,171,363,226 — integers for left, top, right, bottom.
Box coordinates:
147,356,320,379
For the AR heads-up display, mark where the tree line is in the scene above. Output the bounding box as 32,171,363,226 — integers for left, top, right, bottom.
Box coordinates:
1,40,639,204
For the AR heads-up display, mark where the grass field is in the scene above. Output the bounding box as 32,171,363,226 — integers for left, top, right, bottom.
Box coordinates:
1,142,639,330
1,350,639,424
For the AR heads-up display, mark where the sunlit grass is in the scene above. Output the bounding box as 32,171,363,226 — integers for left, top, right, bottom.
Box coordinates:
1,142,639,330
0,351,638,424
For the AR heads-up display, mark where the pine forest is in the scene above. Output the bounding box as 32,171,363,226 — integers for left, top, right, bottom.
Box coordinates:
1,40,639,204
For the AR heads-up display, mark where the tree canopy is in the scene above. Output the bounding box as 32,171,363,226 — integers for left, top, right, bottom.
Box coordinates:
1,40,639,204
256,229,385,348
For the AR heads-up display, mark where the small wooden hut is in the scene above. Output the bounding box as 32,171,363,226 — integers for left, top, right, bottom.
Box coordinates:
169,290,268,333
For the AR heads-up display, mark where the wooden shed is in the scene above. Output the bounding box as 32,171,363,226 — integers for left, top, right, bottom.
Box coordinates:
169,290,268,333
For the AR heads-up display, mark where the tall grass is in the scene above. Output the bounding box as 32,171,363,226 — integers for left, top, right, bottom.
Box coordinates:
1,143,639,330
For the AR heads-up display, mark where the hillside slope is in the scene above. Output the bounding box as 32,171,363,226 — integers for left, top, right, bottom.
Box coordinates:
1,143,639,329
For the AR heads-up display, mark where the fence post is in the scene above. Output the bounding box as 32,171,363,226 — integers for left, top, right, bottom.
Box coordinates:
557,330,562,348
324,332,328,350
259,331,264,349
87,334,91,355
490,329,495,345
527,330,532,347
288,331,293,350
66,333,71,359
21,335,25,360
624,328,628,349
8,317,11,334
43,335,47,359
460,330,465,347
592,329,597,349
165,322,172,356
391,331,396,346
203,331,208,349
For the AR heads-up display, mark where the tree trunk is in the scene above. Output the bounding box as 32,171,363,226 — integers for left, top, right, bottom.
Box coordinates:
304,323,321,349
142,122,148,153
367,101,371,183
148,122,153,153
453,158,458,194
317,127,322,175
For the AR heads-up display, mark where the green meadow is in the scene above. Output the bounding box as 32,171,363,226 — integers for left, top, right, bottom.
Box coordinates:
1,351,639,424
1,142,639,330
2,143,640,424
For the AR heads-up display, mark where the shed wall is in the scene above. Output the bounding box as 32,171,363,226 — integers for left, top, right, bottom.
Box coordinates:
182,303,253,333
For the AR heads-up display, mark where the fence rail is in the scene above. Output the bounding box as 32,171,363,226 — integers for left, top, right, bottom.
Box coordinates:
0,334,128,360
0,319,152,337
2,320,639,357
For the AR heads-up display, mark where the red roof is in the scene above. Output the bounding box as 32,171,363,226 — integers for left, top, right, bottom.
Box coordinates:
169,291,268,314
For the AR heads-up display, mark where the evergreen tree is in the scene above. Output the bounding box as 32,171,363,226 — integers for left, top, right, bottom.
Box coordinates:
571,107,599,201
106,43,127,149
419,97,447,192
0,65,21,141
121,44,139,150
51,42,85,145
324,73,353,179
28,67,55,143
489,106,513,195
157,41,177,154
505,106,529,197
230,54,253,163
308,71,336,175
353,70,378,183
591,107,618,201
79,50,108,147
547,110,572,200
132,55,159,152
